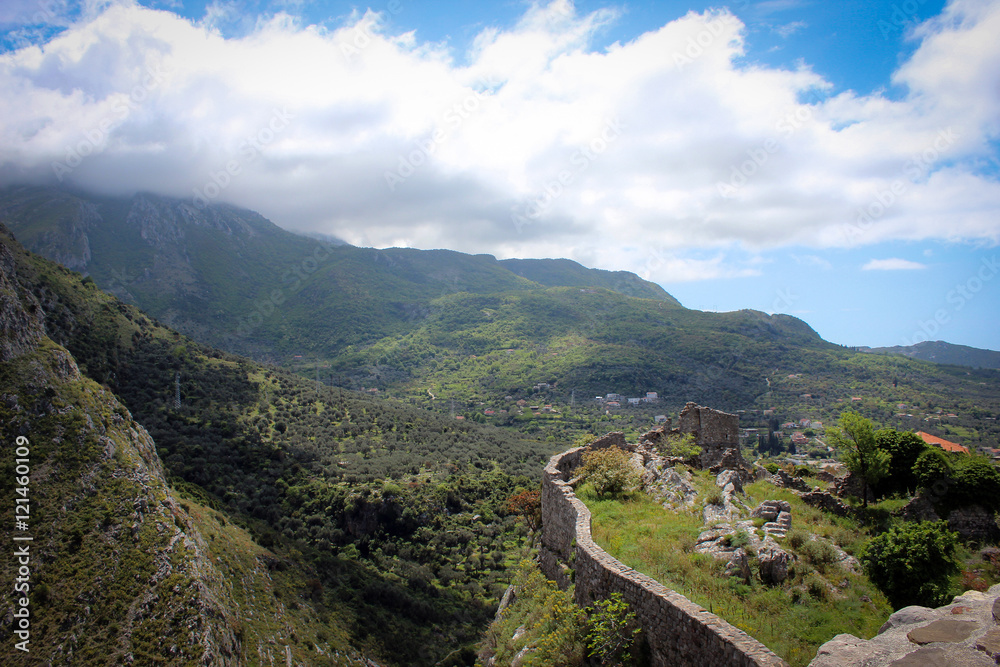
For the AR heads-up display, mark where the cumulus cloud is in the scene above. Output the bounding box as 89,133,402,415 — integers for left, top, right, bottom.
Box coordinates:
0,0,998,282
862,258,929,271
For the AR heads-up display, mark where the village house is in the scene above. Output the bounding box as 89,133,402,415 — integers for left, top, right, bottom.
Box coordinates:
916,431,970,455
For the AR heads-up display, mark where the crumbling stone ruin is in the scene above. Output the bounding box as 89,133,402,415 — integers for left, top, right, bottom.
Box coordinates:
540,404,790,666
540,439,788,666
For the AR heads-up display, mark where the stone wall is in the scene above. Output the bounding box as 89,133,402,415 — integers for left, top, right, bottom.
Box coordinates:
677,401,740,446
540,444,788,667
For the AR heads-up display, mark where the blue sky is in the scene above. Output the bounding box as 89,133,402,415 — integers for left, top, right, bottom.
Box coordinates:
1,0,998,350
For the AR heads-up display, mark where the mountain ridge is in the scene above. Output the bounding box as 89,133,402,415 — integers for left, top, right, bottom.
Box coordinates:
0,185,679,361
862,340,1000,370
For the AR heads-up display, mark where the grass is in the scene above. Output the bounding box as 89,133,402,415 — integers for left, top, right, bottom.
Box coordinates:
580,479,893,667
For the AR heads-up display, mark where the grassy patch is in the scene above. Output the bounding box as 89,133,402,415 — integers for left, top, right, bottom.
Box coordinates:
583,481,892,667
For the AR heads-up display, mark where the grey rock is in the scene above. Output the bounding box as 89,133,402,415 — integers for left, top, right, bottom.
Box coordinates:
879,606,937,634
758,546,790,585
907,619,980,644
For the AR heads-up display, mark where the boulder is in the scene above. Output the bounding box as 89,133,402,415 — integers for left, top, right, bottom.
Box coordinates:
770,469,810,492
758,545,790,584
879,606,937,634
725,547,751,581
799,491,853,518
716,469,743,495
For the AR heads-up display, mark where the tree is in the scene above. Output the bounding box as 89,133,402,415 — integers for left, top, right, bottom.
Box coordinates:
951,456,1000,510
860,521,959,608
828,411,889,508
875,429,927,496
506,489,542,532
912,447,952,491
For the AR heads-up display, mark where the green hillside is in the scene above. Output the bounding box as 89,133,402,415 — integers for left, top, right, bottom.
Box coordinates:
0,224,553,665
0,186,667,363
0,237,372,665
4,186,998,454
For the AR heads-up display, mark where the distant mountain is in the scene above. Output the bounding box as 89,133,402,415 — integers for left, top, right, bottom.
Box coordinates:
499,257,681,304
0,185,675,362
4,185,1000,441
863,340,1000,370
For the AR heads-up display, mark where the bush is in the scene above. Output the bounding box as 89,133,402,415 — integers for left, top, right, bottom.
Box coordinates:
763,463,780,475
703,489,723,507
951,457,1000,510
859,521,960,608
480,561,586,667
586,592,641,666
658,433,701,459
799,539,838,571
785,528,809,550
913,448,952,490
578,447,641,500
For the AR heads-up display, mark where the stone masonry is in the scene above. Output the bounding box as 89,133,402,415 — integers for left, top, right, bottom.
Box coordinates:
540,425,788,667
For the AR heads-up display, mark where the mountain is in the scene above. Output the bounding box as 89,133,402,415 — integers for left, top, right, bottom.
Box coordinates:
0,185,673,362
4,186,1000,448
0,223,551,665
499,257,681,304
863,340,1000,370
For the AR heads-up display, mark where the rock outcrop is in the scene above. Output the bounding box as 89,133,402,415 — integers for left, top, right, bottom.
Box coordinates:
810,585,1000,666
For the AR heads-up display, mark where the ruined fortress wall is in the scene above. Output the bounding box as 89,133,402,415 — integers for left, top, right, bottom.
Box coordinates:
540,446,787,667
678,402,740,446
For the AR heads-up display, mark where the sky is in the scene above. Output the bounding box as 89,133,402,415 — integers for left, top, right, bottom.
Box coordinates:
1,0,999,351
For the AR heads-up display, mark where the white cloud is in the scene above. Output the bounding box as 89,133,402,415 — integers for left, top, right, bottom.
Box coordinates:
861,258,929,271
0,0,998,279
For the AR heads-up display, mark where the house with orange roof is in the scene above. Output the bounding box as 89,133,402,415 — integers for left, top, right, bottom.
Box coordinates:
916,431,969,455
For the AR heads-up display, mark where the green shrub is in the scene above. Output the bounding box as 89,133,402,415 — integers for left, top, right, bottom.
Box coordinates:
703,488,723,506
785,528,809,550
658,433,702,459
913,448,952,490
859,520,959,608
578,447,641,500
481,561,586,667
805,573,828,600
764,463,780,474
951,457,1000,509
586,592,641,667
800,539,838,571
